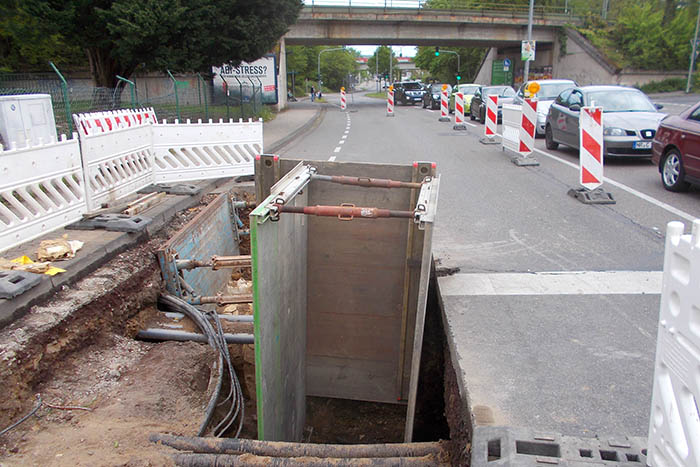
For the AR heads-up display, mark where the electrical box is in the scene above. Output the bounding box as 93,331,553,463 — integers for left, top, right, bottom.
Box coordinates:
0,94,57,148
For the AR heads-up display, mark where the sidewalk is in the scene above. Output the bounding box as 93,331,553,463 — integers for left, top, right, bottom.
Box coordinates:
0,103,323,328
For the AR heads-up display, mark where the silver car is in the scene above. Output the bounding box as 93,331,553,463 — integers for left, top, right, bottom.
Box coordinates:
513,79,577,136
544,85,665,158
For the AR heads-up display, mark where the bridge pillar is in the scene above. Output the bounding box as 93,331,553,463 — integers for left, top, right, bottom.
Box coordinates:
277,37,288,111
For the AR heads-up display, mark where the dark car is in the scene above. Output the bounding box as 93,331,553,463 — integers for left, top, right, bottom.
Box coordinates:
544,85,665,158
393,81,425,105
652,101,700,191
422,83,451,110
469,85,516,123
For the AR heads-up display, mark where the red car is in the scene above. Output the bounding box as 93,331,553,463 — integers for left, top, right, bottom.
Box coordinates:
652,102,700,191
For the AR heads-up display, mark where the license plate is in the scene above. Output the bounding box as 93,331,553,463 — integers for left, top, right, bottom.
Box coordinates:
634,141,652,149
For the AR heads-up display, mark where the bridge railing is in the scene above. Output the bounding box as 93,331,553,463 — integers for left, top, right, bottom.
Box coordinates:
304,0,575,18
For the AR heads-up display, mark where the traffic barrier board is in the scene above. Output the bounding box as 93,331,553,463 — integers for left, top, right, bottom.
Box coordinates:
439,85,450,122
340,87,346,111
579,106,604,190
453,92,467,131
386,86,394,117
485,95,498,138
519,98,536,155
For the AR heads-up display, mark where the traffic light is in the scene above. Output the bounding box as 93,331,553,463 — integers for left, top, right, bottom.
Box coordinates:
456,74,461,81
434,47,440,57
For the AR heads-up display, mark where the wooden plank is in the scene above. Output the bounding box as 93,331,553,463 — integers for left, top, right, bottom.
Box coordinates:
251,188,308,442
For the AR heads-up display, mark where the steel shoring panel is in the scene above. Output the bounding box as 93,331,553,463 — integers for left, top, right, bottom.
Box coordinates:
251,163,311,442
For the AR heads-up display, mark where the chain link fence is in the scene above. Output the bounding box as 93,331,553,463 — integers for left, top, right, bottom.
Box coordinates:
0,66,264,138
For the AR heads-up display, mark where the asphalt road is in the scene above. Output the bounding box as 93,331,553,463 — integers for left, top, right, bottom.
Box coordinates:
277,91,699,439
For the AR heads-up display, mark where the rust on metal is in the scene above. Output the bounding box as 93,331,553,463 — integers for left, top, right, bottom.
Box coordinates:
312,174,423,189
176,255,251,270
196,293,253,305
273,204,413,220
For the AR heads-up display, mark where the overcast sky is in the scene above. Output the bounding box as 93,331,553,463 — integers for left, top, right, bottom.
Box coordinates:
353,45,417,57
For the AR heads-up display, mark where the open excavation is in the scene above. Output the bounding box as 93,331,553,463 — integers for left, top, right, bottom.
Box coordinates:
0,155,469,466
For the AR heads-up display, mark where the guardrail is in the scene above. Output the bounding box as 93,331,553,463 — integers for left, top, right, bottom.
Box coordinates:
0,109,261,253
304,0,576,17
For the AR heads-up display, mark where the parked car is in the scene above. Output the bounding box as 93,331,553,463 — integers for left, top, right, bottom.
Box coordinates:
544,85,665,158
512,79,577,136
449,83,480,114
422,83,452,110
469,85,516,123
393,81,425,105
652,100,700,191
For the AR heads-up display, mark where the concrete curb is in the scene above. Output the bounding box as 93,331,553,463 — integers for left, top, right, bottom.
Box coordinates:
266,106,325,154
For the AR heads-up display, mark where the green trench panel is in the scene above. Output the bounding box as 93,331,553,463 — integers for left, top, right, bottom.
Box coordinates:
251,189,308,442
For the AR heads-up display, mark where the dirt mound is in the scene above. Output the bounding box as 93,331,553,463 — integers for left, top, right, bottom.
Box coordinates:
0,340,216,466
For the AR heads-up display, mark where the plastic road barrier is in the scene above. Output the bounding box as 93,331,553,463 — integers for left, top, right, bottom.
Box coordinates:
453,92,467,131
439,85,450,122
484,95,498,138
519,98,537,156
386,86,394,117
579,106,604,190
340,87,346,111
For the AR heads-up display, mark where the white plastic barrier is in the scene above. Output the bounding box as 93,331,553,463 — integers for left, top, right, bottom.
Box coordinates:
0,135,86,253
647,220,700,467
75,108,156,136
152,118,262,183
78,123,154,211
502,104,521,153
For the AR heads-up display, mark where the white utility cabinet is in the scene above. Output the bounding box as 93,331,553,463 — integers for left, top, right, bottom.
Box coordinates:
0,94,57,148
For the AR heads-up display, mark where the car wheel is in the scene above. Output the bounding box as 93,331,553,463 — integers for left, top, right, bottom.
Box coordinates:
479,108,485,123
545,124,559,150
661,149,690,192
470,108,475,120
422,100,427,108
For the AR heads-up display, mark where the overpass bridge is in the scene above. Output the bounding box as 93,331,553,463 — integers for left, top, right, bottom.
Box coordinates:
277,3,581,107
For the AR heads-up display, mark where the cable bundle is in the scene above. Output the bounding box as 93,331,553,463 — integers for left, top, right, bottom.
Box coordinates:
158,294,245,438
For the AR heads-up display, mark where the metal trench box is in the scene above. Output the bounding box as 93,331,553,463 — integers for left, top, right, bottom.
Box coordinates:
251,156,440,442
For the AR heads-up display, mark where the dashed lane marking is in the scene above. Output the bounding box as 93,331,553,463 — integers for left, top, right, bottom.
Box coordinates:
328,155,336,161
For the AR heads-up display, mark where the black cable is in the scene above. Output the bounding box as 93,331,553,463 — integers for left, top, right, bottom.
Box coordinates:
0,395,42,437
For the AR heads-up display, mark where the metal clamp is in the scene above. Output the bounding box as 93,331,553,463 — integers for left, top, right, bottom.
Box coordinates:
338,203,355,221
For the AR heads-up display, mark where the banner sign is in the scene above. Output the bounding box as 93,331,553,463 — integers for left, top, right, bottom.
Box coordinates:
212,54,278,104
521,40,536,62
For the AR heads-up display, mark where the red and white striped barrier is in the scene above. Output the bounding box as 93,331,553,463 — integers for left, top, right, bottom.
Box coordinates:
484,95,498,138
386,86,395,117
75,108,157,136
439,85,450,122
519,98,537,156
453,92,467,131
579,106,604,190
340,87,347,111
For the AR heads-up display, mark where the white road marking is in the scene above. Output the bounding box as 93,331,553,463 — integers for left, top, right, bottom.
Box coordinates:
344,130,349,134
530,147,696,222
339,140,345,144
342,135,347,139
328,155,336,161
439,271,662,296
334,146,341,153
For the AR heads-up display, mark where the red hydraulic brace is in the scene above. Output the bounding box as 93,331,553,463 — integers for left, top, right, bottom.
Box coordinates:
312,174,423,189
273,203,413,220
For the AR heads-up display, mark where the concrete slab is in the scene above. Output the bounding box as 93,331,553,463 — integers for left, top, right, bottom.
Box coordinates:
439,287,660,438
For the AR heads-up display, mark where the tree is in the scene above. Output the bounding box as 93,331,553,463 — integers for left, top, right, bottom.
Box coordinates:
18,0,303,87
414,46,485,83
367,46,399,80
286,45,360,91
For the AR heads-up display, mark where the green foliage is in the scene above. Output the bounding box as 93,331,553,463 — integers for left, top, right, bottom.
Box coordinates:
367,46,399,80
414,46,485,83
12,0,303,86
577,0,698,70
286,45,359,90
638,78,686,93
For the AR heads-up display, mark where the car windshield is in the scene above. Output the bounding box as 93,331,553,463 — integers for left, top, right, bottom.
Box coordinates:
430,84,450,93
403,83,422,90
484,87,514,97
533,82,575,99
458,85,479,95
585,90,656,112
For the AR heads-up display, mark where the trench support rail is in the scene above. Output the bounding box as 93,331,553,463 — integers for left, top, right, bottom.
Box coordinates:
273,204,414,220
311,174,424,189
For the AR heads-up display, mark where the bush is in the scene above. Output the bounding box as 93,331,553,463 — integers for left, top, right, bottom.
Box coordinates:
639,78,686,94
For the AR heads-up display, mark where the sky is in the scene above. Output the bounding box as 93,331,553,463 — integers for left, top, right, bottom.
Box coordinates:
353,45,417,57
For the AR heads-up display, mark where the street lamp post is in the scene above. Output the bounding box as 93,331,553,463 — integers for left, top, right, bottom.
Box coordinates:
438,49,461,85
687,3,700,93
318,47,347,97
523,0,535,83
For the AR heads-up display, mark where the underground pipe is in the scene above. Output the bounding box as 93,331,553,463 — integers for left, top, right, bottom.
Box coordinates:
136,328,254,344
171,453,441,466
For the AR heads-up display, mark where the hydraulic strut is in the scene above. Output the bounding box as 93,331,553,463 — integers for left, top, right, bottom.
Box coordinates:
311,174,424,189
273,204,413,220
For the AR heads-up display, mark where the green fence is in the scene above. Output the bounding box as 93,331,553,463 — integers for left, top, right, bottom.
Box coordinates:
0,66,264,137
